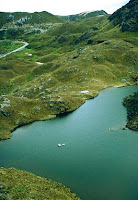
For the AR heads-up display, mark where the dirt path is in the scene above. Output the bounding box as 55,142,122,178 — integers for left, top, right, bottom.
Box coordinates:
0,41,29,58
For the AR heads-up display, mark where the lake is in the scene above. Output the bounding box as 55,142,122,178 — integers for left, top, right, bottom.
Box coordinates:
0,86,138,200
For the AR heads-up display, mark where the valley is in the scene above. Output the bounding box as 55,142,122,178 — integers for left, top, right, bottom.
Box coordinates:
0,9,137,140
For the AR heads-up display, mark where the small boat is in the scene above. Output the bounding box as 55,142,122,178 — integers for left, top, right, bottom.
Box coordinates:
58,143,65,147
108,128,114,131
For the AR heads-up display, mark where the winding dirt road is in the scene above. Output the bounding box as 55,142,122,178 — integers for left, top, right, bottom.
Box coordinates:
0,41,28,58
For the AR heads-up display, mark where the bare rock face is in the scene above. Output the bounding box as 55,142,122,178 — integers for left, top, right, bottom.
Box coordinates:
109,0,138,32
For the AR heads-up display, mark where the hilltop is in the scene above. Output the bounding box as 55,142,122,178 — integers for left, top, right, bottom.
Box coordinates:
0,11,64,40
62,10,107,21
0,11,64,28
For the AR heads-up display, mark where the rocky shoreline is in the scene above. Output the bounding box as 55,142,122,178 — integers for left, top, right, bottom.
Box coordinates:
123,91,138,131
1,83,137,141
0,168,81,200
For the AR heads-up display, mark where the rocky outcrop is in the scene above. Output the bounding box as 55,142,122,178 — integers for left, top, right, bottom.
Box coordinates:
123,91,138,131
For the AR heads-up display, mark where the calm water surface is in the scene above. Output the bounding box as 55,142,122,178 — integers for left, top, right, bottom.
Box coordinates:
0,86,138,200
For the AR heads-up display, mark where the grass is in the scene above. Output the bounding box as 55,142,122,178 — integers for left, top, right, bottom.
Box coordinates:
0,16,138,141
0,40,23,54
0,168,81,200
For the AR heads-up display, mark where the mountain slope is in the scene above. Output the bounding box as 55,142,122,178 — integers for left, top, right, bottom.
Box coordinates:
0,11,65,29
0,168,81,200
109,0,138,31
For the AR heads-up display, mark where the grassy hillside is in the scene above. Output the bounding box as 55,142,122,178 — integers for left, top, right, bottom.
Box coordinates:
123,91,138,131
0,11,65,40
0,40,23,54
0,168,81,200
0,12,138,140
0,11,64,28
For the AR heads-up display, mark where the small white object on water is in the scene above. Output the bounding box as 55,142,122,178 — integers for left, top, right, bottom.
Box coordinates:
58,144,65,147
108,128,114,131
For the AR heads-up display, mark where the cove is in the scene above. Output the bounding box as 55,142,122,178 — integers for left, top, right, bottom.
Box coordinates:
0,86,138,200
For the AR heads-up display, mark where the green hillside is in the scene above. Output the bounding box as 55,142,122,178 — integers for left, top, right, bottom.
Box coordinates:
0,168,81,200
0,11,65,40
0,1,137,141
0,11,64,28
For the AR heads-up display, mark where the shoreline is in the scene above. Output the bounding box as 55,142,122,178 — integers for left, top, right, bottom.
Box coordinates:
0,168,81,200
0,83,137,141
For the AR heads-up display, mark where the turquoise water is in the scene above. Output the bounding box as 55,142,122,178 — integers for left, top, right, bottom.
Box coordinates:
0,86,138,200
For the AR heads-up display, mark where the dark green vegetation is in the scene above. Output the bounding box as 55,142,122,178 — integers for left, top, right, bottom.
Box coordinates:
123,91,138,131
0,168,80,200
109,0,138,32
0,0,138,140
